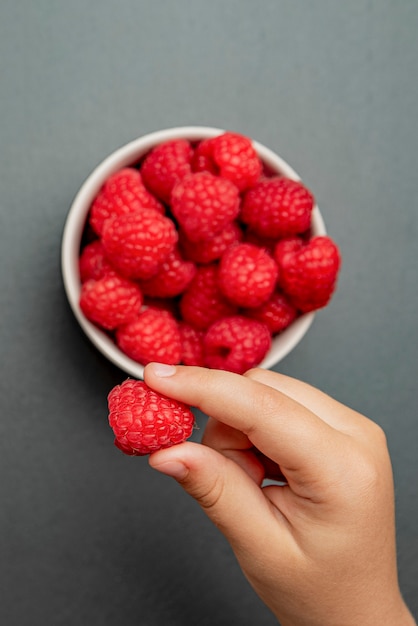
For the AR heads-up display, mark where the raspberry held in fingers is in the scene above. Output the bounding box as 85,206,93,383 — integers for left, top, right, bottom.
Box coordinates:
108,379,195,455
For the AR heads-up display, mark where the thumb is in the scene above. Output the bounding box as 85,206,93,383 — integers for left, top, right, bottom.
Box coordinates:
149,441,282,548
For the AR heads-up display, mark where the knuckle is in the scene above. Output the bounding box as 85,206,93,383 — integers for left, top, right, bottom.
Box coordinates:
256,385,283,420
243,369,284,420
185,471,226,512
359,455,381,488
243,367,264,381
369,421,388,447
350,444,388,494
361,419,390,461
243,386,282,440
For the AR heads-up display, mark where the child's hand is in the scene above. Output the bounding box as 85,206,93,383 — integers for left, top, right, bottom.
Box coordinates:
144,364,415,626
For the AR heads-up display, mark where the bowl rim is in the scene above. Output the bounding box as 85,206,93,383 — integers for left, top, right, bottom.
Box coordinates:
61,125,326,379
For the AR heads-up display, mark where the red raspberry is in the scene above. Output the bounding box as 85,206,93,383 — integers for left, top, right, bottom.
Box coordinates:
179,221,243,264
241,177,314,238
116,307,181,365
243,229,279,254
171,172,240,242
104,168,145,196
191,137,218,175
178,323,205,366
138,247,196,298
244,290,298,334
204,316,271,374
108,379,194,455
179,265,237,330
143,296,179,318
274,236,341,312
89,168,164,235
141,139,193,204
101,212,178,280
273,236,303,264
218,243,279,308
79,274,143,330
192,132,262,191
79,240,114,282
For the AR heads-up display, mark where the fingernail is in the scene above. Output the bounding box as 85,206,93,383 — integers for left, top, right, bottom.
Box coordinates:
151,460,188,481
149,363,177,377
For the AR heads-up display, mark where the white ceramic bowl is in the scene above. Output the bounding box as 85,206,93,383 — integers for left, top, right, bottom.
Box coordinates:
61,126,326,378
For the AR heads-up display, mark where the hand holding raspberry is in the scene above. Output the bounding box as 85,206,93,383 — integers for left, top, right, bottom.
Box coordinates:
144,364,415,626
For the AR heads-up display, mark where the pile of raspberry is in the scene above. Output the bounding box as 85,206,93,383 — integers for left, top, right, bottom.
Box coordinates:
79,131,341,375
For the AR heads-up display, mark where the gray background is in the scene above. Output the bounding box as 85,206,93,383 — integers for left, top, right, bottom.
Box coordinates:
1,1,417,624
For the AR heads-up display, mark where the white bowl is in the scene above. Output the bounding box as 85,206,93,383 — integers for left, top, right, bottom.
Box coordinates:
61,126,326,379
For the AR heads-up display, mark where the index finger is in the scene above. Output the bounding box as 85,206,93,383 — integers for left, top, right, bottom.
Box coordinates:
244,368,376,437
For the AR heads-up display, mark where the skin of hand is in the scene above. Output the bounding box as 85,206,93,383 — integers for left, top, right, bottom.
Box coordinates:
144,363,415,626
